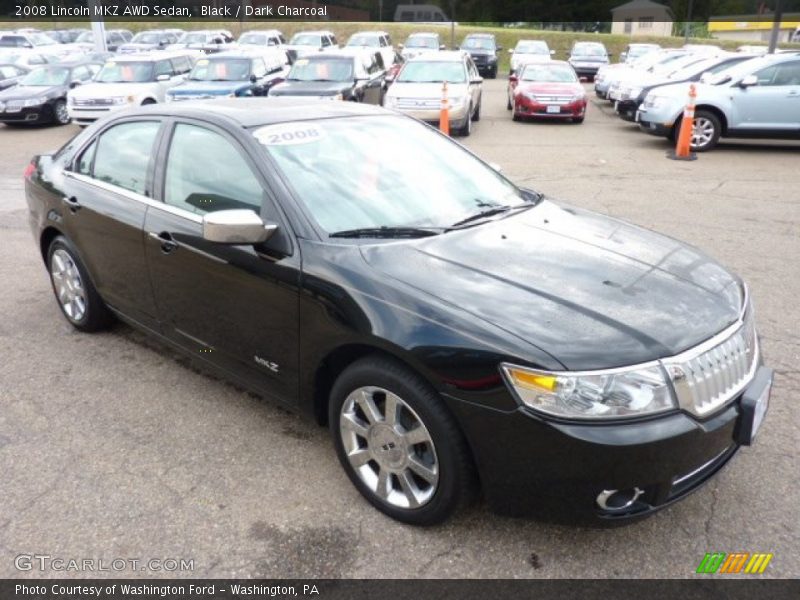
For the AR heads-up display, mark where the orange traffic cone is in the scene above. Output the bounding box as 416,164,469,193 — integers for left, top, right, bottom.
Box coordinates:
668,83,698,161
439,80,450,136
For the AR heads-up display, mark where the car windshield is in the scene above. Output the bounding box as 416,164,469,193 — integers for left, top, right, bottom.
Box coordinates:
397,61,466,83
406,36,438,49
572,44,606,57
521,64,577,82
30,33,57,46
254,116,523,234
628,45,659,59
76,32,94,43
462,37,495,51
96,61,153,83
190,58,251,81
516,41,548,54
131,33,160,44
287,57,353,82
20,66,69,86
240,33,268,45
290,34,321,46
347,34,380,47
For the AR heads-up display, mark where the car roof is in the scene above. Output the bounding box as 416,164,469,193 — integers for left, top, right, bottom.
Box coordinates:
465,33,495,38
105,50,193,61
292,30,334,36
407,50,466,62
118,97,388,128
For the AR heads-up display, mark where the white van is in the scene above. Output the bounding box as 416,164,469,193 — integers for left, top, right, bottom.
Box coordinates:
394,4,449,22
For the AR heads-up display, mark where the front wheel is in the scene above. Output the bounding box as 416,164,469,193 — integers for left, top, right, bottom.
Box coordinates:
52,99,70,125
329,356,476,525
457,106,473,137
472,97,481,122
690,110,722,152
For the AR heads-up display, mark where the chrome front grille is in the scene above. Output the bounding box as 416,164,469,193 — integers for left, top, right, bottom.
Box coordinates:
72,98,114,106
664,309,758,418
533,95,573,104
396,97,440,110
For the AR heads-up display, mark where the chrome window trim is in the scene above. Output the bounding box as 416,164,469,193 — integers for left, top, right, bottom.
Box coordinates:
65,171,202,224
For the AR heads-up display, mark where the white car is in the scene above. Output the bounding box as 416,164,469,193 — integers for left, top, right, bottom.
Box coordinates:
383,51,483,137
238,30,290,65
0,32,71,59
0,47,61,69
284,30,338,61
67,52,195,126
345,31,395,71
400,33,445,60
508,40,553,74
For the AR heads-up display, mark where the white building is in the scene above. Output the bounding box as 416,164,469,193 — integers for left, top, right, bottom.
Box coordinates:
611,0,674,37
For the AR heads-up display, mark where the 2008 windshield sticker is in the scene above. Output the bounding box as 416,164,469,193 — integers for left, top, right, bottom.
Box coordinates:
254,123,325,146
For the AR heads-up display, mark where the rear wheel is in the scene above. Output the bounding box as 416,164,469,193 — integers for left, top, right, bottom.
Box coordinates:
47,236,113,332
329,356,476,525
506,95,512,110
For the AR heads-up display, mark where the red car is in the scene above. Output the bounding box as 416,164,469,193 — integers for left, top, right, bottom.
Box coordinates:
507,60,587,123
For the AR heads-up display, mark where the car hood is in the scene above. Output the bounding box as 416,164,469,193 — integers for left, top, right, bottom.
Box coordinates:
359,200,743,370
571,56,608,63
387,81,468,98
0,84,63,100
118,43,158,52
517,82,583,95
269,80,351,96
170,80,249,95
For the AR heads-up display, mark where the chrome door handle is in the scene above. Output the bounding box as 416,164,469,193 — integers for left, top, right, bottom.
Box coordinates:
62,196,81,212
148,231,178,253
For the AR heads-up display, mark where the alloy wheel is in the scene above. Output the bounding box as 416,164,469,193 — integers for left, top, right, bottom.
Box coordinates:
54,101,70,125
339,386,439,509
691,117,715,149
50,248,87,322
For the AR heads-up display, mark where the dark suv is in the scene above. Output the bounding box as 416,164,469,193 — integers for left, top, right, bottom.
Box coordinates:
460,33,500,78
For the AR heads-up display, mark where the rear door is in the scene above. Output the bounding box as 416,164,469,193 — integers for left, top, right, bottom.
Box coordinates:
143,119,301,402
59,118,163,326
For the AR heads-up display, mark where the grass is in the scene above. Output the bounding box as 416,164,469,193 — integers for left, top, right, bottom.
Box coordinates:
23,20,800,72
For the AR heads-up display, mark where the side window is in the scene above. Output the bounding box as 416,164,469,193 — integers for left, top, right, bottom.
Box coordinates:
164,124,264,215
773,61,800,86
321,36,330,48
155,60,173,77
92,121,160,195
71,66,88,81
76,140,96,175
171,56,191,74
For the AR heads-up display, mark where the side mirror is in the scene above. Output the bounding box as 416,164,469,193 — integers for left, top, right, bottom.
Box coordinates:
156,73,170,82
439,44,446,50
69,80,82,88
470,76,483,84
213,38,224,45
739,74,758,88
508,48,514,54
509,74,518,83
250,74,258,83
699,71,713,83
497,45,503,51
398,43,404,50
202,210,276,244
549,49,555,55
620,52,627,62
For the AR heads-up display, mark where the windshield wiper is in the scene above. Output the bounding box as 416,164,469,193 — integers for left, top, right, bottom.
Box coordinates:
447,201,536,230
329,226,442,239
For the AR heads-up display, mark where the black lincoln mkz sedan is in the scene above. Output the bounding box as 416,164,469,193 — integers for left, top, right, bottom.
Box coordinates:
25,99,772,525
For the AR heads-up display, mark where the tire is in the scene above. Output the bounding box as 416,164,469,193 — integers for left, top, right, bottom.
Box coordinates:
690,109,722,152
329,356,477,525
488,65,497,79
52,99,70,125
472,97,481,122
458,105,473,137
506,95,512,110
47,236,113,332
573,117,585,124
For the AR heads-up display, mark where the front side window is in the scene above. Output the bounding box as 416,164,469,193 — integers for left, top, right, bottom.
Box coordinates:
755,61,800,86
20,66,70,86
76,140,96,175
254,116,522,234
165,124,264,215
92,121,160,195
154,60,173,78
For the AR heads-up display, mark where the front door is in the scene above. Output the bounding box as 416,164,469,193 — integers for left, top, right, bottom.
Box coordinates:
144,120,301,403
729,60,800,131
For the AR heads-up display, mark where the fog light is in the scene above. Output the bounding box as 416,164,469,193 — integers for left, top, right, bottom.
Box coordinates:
596,487,644,512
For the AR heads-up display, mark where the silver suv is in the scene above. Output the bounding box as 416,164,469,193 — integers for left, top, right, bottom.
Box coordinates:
637,53,800,151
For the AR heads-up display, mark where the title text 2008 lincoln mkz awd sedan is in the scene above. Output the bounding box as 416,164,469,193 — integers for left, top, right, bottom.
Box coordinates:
25,99,772,525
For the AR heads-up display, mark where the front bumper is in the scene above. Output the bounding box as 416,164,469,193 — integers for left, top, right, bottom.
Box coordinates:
393,104,469,128
67,102,128,125
443,366,772,524
514,96,586,119
614,99,639,122
571,63,604,78
0,103,55,124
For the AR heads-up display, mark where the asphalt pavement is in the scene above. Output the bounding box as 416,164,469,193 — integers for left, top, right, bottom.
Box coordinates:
0,79,798,578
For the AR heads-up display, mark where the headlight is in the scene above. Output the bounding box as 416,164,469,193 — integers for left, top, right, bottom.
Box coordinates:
109,96,133,105
22,97,46,107
570,93,586,102
449,95,466,107
524,92,538,101
502,363,676,420
643,94,670,109
628,87,642,98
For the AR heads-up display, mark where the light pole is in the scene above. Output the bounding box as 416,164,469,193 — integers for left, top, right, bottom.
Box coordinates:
684,0,694,44
768,0,783,53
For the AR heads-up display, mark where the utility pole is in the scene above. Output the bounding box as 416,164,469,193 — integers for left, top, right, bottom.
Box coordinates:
768,0,783,53
450,0,456,49
87,0,107,53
